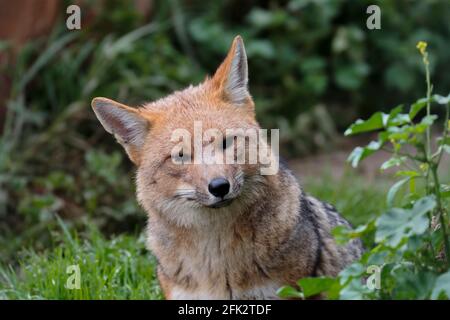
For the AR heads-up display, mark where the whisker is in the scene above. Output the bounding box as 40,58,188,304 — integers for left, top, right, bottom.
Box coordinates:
174,189,197,199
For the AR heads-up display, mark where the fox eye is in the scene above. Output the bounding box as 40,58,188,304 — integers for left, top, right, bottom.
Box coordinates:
169,147,191,165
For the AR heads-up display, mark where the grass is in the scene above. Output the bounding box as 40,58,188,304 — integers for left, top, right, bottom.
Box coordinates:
304,171,389,226
0,172,388,300
0,224,162,300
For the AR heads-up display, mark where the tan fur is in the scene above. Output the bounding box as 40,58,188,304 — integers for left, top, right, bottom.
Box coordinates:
91,36,363,300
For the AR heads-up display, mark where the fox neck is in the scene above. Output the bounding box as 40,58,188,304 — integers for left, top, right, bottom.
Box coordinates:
145,166,303,298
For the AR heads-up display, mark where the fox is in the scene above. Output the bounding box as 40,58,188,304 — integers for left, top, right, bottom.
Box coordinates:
91,36,363,300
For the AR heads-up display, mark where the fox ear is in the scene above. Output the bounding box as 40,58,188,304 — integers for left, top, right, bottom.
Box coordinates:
212,35,250,105
91,97,150,165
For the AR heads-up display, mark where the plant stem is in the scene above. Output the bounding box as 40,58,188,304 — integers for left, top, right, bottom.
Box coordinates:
435,103,449,165
430,164,450,267
425,58,432,161
420,48,449,266
422,54,433,196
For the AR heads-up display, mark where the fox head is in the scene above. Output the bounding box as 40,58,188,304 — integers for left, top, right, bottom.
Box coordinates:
92,36,278,227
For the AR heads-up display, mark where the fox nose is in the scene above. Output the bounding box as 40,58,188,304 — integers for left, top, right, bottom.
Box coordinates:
208,177,230,198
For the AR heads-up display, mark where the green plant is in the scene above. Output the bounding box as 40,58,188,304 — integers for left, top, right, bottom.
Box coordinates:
185,0,450,154
278,42,450,300
0,7,199,263
0,218,162,300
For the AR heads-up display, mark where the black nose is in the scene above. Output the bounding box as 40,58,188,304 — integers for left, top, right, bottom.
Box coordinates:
208,177,230,198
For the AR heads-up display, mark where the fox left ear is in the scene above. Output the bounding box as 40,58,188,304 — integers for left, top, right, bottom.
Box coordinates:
212,36,250,105
91,97,153,165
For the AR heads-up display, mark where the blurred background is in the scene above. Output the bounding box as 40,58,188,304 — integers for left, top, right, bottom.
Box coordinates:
0,0,449,298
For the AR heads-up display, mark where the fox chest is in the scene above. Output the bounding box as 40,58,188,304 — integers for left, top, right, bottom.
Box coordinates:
147,228,281,299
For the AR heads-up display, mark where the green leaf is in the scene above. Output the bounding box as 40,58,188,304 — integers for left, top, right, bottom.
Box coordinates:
420,114,438,127
388,105,403,121
347,147,363,168
440,184,450,198
409,98,428,120
411,195,437,216
441,145,450,154
375,196,435,246
297,277,336,298
347,140,382,167
395,170,420,178
389,114,410,127
387,105,410,126
434,93,450,105
431,270,450,299
438,136,450,146
380,156,407,171
344,112,387,136
332,225,351,245
386,127,410,142
386,178,409,207
366,251,389,265
393,269,436,299
339,262,365,285
276,285,303,299
339,278,370,300
332,224,372,245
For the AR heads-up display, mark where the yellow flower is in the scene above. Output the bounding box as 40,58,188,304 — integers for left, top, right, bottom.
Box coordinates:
420,163,429,172
416,41,427,55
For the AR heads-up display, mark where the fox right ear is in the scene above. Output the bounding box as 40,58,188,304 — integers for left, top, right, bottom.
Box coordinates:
91,97,151,165
212,36,250,106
